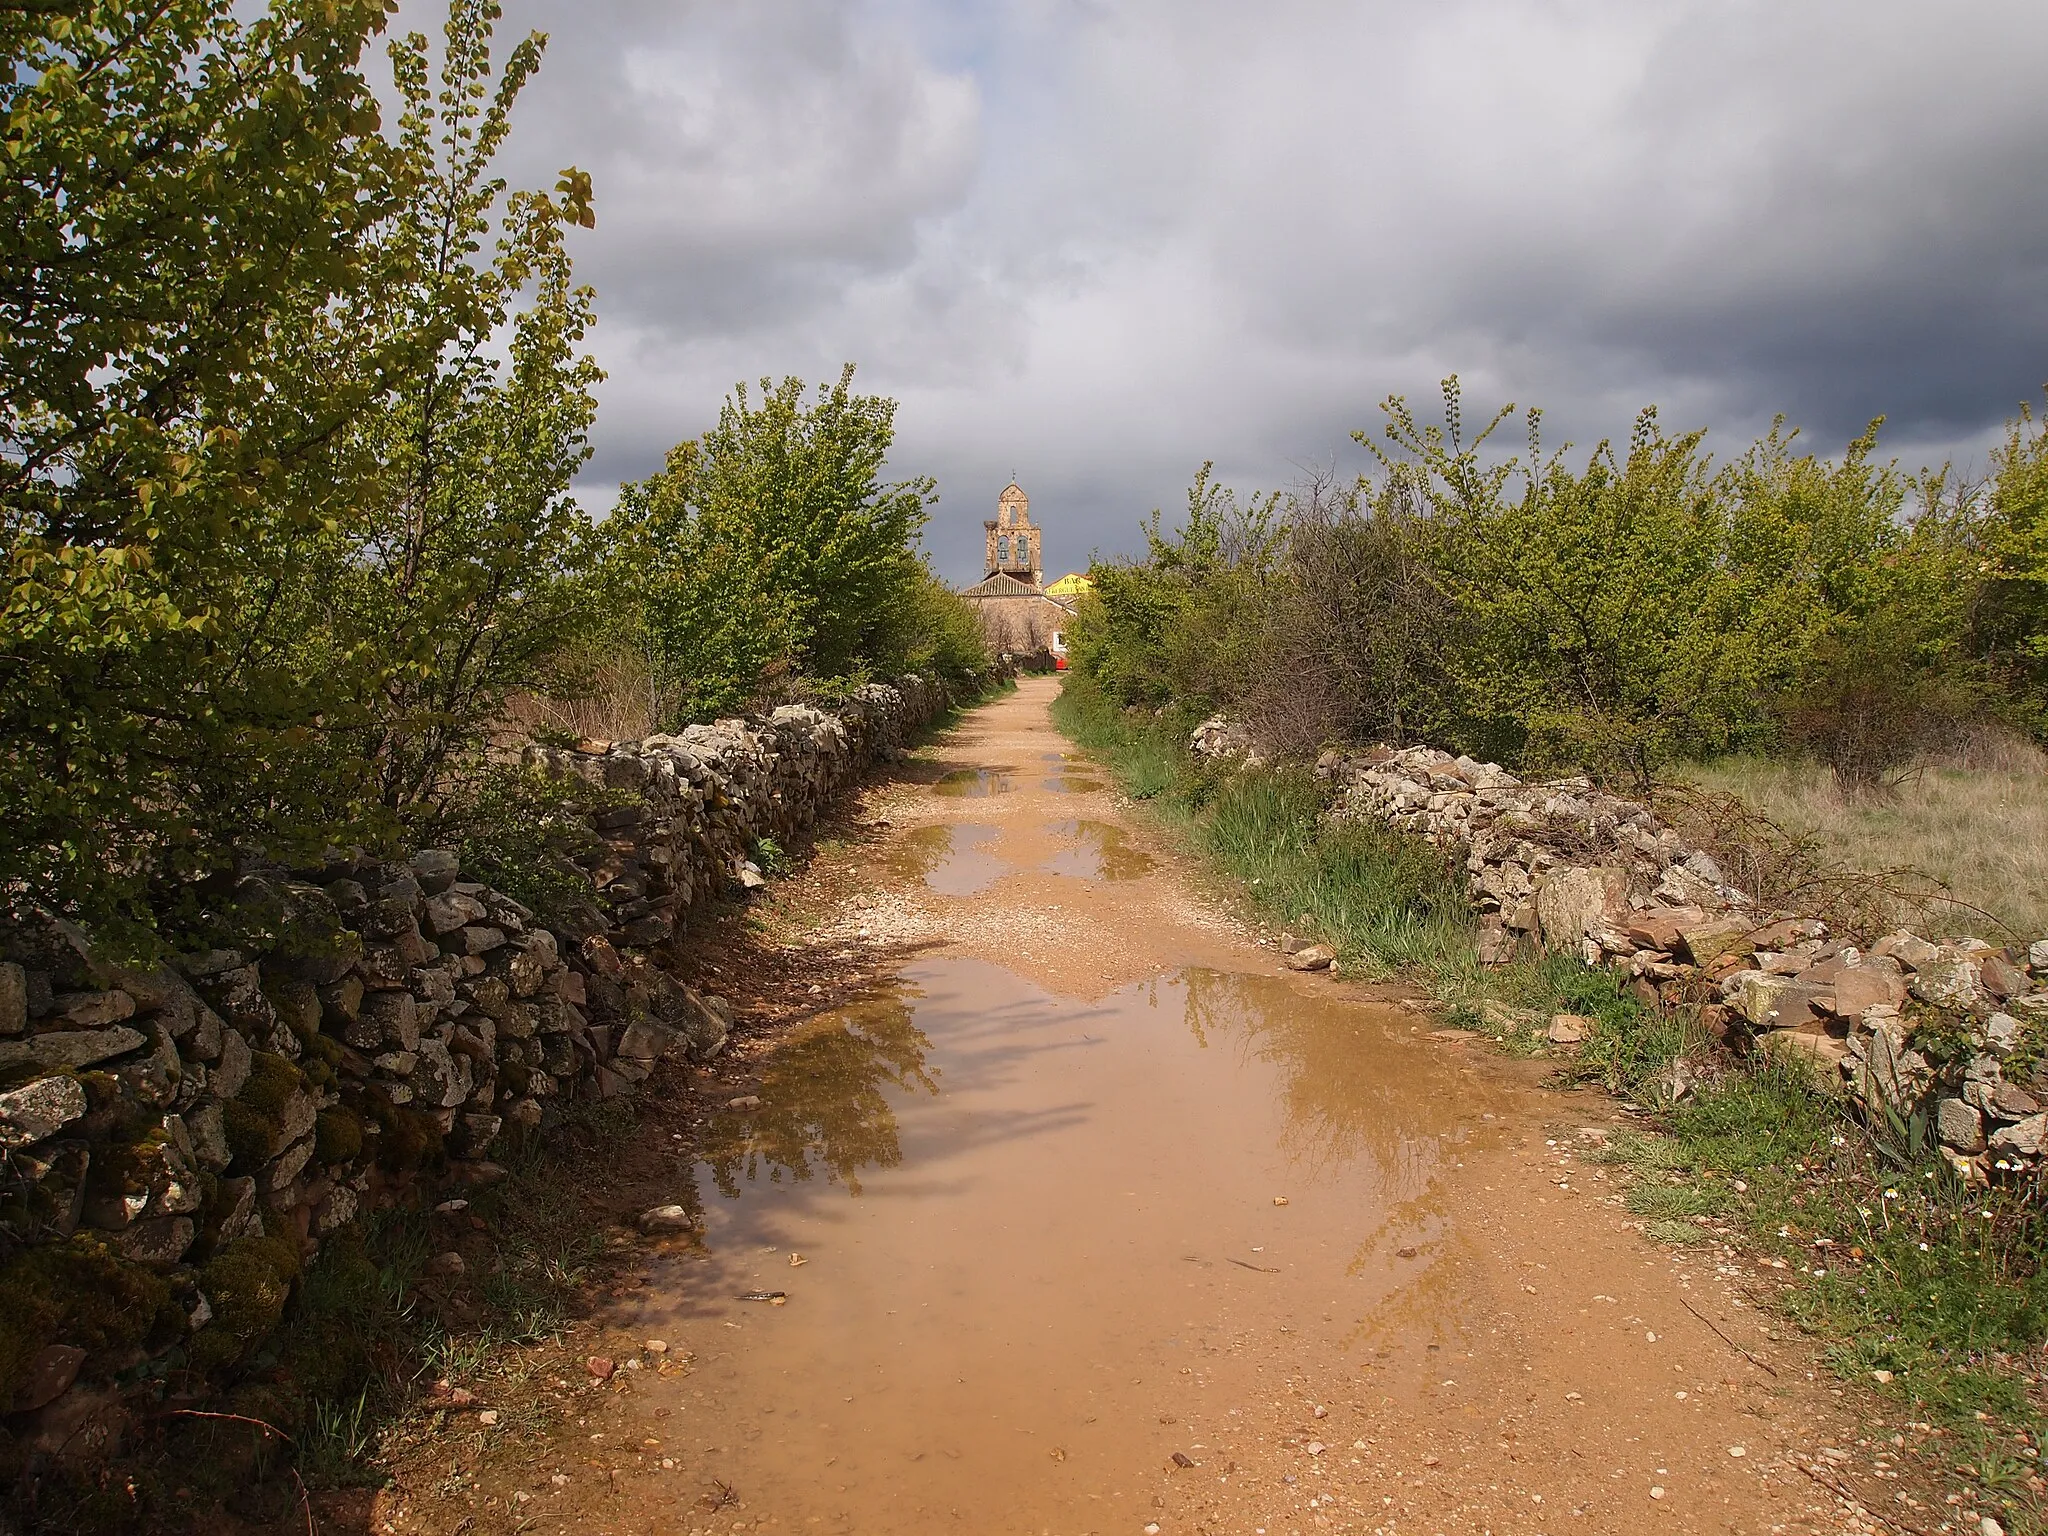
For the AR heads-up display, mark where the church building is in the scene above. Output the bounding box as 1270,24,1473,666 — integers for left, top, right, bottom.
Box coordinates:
959,482,1084,658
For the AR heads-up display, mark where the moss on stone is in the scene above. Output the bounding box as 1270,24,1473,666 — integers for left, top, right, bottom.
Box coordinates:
364,1090,443,1172
223,1050,304,1172
262,974,321,1042
187,1230,302,1374
83,1126,168,1207
313,1106,363,1165
0,1234,174,1404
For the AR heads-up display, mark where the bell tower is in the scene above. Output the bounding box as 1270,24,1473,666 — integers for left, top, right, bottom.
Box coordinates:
983,481,1043,586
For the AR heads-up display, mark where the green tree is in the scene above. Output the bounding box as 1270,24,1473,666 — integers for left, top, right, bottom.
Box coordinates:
0,0,605,946
1976,395,2048,719
1371,380,1807,784
1728,420,1982,789
310,0,605,819
0,0,397,944
1067,463,1281,711
621,367,947,722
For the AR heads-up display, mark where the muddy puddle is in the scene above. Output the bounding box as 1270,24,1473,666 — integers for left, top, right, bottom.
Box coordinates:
887,823,1010,896
934,766,1016,797
1040,750,1106,795
605,957,1508,1533
1041,818,1157,882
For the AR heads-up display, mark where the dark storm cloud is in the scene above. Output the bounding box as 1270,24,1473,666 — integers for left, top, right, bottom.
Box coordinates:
407,0,2048,578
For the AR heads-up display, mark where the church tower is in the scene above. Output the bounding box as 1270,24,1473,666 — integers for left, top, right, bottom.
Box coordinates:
983,481,1043,587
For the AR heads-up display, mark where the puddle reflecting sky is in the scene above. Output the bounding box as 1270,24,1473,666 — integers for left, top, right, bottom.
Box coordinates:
1040,817,1157,881
932,766,1015,797
629,957,1504,1531
885,822,1009,895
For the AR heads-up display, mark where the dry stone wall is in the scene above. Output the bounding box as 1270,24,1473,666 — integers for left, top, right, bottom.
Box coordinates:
0,674,965,1426
1192,723,2048,1183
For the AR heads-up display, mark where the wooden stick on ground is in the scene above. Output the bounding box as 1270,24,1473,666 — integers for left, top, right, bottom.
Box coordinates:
1679,1295,1779,1377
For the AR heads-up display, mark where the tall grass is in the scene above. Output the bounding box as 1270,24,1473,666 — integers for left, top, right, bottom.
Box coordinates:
1050,680,1475,977
1676,738,2048,941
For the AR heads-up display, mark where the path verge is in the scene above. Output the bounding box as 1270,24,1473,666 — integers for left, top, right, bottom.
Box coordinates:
1053,676,2048,1536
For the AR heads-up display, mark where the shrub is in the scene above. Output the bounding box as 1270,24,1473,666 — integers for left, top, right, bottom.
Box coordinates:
447,765,635,922
614,367,973,723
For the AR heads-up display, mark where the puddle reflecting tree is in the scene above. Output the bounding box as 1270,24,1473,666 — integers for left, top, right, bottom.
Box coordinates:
1176,969,1458,1197
700,989,940,1197
934,767,1015,797
1177,968,1482,1348
1043,819,1157,881
886,824,955,885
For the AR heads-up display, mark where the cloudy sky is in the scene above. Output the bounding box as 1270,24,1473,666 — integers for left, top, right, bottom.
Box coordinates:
459,0,2048,582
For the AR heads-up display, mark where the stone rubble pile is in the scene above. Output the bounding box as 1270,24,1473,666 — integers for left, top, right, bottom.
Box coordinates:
1198,725,2047,1183
0,673,965,1426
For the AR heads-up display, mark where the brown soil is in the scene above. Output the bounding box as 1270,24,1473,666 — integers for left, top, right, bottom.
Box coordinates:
363,679,1915,1536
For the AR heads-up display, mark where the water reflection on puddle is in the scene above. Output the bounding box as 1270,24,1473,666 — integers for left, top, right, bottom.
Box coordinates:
636,957,1499,1532
1039,750,1107,795
933,766,1015,797
683,957,1483,1290
887,822,1008,895
1041,818,1157,881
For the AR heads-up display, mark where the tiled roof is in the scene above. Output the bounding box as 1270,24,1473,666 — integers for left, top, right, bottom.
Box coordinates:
960,572,1045,598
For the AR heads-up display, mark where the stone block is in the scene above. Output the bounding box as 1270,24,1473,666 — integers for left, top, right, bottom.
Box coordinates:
0,1026,145,1073
507,946,546,998
1980,954,2026,1000
1723,972,1828,1029
116,1215,194,1266
1675,914,1757,968
409,1039,473,1109
318,977,364,1033
215,1176,260,1242
11,1344,85,1412
1622,907,1705,954
618,913,674,947
363,990,419,1052
1989,1113,2047,1158
410,848,461,895
187,1102,231,1171
617,1018,682,1063
1823,961,1907,1018
1937,1097,1986,1153
455,924,508,956
0,1075,87,1153
0,962,26,1036
47,990,136,1028
355,945,410,990
1872,930,1942,970
1908,959,1981,1011
212,1026,251,1099
424,891,487,936
1547,1014,1589,1044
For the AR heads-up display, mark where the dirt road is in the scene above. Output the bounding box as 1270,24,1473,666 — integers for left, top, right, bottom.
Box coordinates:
418,678,1889,1536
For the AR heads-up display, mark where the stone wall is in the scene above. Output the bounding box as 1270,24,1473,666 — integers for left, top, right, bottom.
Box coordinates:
0,674,967,1426
1193,723,2048,1181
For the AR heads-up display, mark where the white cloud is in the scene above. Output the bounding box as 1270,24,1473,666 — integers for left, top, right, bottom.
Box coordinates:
448,0,2048,577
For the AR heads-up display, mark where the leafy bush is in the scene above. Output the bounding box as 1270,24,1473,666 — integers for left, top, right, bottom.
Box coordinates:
611,367,986,724
1070,378,2043,789
0,1,610,952
448,766,635,923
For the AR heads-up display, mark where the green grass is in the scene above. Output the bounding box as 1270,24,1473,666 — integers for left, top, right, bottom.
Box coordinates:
1050,679,1476,977
1053,675,2048,1531
1596,1066,2048,1529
